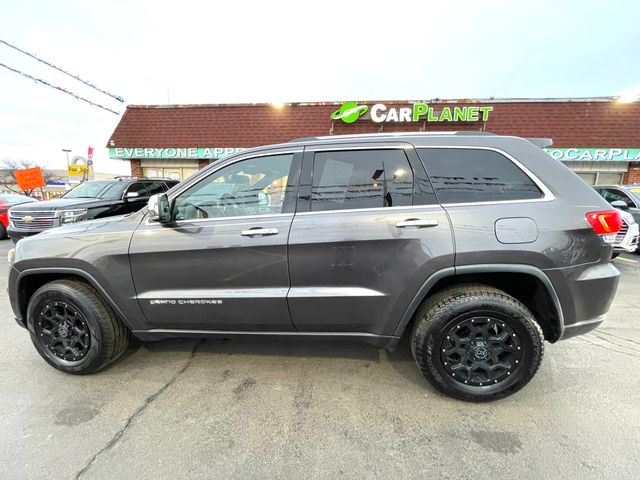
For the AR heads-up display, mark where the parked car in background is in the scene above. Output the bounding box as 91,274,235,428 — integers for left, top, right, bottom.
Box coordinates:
0,193,37,239
594,184,640,224
593,185,640,255
610,209,639,257
8,177,178,242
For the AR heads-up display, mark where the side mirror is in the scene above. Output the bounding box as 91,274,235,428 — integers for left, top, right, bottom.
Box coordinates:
148,194,171,222
610,200,629,210
124,191,140,200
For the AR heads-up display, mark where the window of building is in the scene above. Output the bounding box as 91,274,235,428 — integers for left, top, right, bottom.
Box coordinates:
173,154,293,220
418,148,543,203
311,150,414,212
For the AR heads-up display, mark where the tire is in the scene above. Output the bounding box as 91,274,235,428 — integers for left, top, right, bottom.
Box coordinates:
0,223,6,240
26,279,130,374
411,284,544,402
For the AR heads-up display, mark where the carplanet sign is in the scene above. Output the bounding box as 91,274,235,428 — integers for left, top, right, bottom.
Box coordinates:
545,148,640,162
331,101,493,124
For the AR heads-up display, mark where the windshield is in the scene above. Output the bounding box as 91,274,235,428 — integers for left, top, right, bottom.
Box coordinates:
63,181,126,199
625,187,640,204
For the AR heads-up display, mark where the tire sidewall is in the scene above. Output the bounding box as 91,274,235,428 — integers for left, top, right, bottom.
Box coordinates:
419,296,541,401
27,284,107,374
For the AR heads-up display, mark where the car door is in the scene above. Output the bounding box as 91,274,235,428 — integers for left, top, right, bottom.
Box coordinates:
129,148,302,331
287,142,454,336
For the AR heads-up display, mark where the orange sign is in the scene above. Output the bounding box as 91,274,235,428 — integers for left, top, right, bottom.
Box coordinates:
15,167,45,191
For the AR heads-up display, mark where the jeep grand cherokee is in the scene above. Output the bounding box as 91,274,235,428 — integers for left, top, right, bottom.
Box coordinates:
7,133,621,401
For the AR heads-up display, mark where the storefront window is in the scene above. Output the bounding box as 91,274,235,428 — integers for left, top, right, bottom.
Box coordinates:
143,167,199,181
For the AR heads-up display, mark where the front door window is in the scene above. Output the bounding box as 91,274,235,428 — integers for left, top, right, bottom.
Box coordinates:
173,154,294,220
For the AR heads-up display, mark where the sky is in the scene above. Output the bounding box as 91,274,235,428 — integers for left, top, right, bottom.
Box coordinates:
1,0,639,174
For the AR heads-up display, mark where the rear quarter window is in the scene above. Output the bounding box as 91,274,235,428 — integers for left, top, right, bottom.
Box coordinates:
417,148,543,203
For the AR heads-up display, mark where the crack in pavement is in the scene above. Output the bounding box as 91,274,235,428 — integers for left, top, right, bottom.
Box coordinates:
575,336,640,361
597,331,640,348
74,340,205,480
590,333,640,355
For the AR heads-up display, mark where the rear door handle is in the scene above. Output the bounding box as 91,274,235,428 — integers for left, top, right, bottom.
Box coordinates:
240,227,279,237
396,219,439,229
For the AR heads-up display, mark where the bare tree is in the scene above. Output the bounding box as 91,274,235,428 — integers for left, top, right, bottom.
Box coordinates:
0,159,61,197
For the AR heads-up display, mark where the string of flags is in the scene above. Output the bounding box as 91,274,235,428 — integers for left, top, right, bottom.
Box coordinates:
0,62,120,115
0,39,124,103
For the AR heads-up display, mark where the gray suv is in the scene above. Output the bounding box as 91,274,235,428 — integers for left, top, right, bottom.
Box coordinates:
7,133,622,402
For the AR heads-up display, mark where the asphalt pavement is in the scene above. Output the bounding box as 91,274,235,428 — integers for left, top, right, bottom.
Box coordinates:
0,239,638,479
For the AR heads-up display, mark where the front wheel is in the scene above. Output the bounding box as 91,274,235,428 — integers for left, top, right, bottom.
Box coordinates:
411,284,544,402
26,279,130,374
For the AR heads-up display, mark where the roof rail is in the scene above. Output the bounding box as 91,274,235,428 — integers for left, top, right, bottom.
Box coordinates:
289,131,496,143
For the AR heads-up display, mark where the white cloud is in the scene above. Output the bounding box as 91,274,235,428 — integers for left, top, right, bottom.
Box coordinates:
1,0,638,171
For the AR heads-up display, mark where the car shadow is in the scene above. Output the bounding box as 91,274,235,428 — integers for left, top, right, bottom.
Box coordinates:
131,334,431,389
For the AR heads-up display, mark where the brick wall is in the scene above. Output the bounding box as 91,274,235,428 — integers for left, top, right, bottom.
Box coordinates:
623,163,640,184
108,100,640,150
130,159,143,177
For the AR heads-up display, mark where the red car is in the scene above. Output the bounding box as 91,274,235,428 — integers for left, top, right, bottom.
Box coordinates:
0,193,37,239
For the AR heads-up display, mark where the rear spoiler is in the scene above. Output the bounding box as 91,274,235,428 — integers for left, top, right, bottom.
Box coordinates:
526,137,553,149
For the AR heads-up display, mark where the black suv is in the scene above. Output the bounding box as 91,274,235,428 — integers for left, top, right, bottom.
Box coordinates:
8,177,178,242
7,133,621,401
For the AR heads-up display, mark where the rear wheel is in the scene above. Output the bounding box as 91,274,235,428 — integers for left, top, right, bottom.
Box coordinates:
27,279,130,374
411,284,544,402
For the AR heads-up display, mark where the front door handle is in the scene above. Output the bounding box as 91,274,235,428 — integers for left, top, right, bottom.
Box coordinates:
241,227,279,237
396,219,439,229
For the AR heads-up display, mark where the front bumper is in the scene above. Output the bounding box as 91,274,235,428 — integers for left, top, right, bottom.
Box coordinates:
7,227,41,243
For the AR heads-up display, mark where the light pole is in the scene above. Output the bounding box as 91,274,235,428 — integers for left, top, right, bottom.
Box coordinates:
62,149,71,167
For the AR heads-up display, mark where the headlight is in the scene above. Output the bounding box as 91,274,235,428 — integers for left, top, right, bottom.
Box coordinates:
7,248,15,265
59,209,88,224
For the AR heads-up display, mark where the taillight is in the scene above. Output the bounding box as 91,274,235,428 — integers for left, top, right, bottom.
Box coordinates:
585,210,623,244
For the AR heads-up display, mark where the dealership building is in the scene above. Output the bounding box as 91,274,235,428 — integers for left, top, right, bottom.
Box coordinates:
107,97,640,184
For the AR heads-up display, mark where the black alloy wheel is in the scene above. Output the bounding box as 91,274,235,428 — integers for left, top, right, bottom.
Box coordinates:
34,301,91,362
411,284,544,402
27,279,130,374
440,316,523,387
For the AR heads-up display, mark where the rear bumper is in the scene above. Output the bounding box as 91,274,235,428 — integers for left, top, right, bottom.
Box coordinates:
545,262,619,340
559,315,606,340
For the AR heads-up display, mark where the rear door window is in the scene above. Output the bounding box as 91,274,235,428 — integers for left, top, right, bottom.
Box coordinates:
144,182,169,196
310,149,414,212
418,148,543,203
